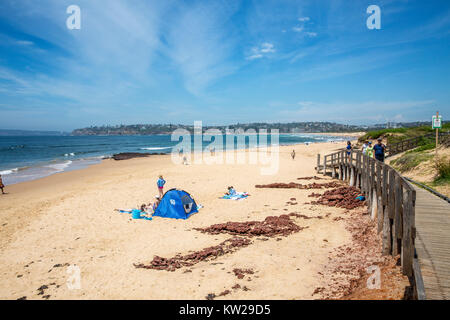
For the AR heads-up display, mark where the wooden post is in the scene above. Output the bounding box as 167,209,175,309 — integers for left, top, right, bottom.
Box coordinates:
382,165,388,206
382,202,392,255
371,187,377,220
388,169,395,219
316,154,320,174
331,154,335,178
402,190,414,277
377,162,383,233
393,175,403,256
435,111,439,161
323,155,327,176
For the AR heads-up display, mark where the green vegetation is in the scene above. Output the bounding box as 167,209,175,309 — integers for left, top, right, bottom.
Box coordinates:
72,122,365,135
391,152,433,173
434,156,450,184
359,123,450,144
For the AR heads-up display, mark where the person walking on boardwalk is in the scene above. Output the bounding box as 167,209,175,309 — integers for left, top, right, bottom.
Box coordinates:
157,175,166,198
366,141,374,158
373,138,386,162
346,141,352,158
0,175,5,194
362,140,369,155
291,149,296,160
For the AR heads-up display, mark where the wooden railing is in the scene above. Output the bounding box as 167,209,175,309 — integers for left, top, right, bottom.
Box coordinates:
316,150,422,298
386,131,450,157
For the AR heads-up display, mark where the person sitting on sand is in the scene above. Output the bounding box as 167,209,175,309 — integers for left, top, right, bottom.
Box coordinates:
152,195,161,211
157,175,166,198
0,175,5,194
226,186,236,196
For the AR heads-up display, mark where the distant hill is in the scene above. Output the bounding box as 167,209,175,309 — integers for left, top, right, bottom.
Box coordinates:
0,129,69,136
72,122,365,135
71,121,444,136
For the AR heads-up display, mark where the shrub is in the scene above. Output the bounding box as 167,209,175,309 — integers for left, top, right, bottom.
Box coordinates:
435,156,450,180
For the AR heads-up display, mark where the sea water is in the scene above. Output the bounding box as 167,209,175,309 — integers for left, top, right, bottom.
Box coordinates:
0,134,351,185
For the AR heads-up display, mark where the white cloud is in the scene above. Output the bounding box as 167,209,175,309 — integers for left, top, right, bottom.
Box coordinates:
247,54,263,60
16,40,34,46
298,17,310,22
305,32,317,37
260,43,275,53
247,42,275,60
292,26,304,33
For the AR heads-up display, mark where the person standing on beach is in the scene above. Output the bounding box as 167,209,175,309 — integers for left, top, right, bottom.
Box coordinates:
373,138,386,162
291,149,296,160
157,175,166,198
0,175,5,194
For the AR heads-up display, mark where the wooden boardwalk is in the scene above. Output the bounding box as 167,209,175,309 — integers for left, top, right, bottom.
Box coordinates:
414,185,450,300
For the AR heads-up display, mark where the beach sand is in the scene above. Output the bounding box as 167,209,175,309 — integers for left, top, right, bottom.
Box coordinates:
0,140,408,300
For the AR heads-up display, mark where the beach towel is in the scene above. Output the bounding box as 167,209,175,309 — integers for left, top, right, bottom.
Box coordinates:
221,192,249,200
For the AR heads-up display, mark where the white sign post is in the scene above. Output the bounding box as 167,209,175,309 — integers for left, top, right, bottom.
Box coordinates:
432,112,442,160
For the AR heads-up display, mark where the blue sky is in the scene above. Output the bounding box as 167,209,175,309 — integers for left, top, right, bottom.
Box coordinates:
0,0,449,131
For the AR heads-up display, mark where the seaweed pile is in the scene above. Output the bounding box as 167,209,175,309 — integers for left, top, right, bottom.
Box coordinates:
134,237,251,272
233,268,254,279
297,176,324,180
194,215,306,238
255,182,341,189
309,186,365,210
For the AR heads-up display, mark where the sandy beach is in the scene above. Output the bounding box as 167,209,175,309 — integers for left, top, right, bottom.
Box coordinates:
0,140,408,300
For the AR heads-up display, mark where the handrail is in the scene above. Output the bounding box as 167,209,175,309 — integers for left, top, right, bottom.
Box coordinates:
386,131,450,157
317,149,420,299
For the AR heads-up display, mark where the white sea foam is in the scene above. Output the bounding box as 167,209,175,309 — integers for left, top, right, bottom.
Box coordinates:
46,161,73,172
64,153,75,157
140,147,172,151
0,168,18,175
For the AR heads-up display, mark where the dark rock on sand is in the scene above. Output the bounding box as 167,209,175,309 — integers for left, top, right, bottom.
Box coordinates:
112,152,152,160
206,293,216,300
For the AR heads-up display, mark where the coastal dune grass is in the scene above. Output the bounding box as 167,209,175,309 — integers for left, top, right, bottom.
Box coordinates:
434,156,450,185
391,152,433,173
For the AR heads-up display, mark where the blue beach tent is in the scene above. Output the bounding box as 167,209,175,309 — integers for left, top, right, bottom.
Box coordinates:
153,189,198,219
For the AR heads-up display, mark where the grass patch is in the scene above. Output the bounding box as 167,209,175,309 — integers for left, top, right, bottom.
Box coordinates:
434,156,450,180
390,152,433,173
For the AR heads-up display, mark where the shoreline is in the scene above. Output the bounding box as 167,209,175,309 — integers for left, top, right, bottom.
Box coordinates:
0,134,358,187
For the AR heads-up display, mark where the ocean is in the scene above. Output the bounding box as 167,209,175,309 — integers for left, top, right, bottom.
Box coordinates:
0,134,350,185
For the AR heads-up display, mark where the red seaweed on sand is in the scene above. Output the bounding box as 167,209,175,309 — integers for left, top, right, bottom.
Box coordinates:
134,237,251,272
310,186,365,210
255,182,341,189
194,215,306,238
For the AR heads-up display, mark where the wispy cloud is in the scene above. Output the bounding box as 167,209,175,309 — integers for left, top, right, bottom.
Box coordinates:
247,42,275,60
